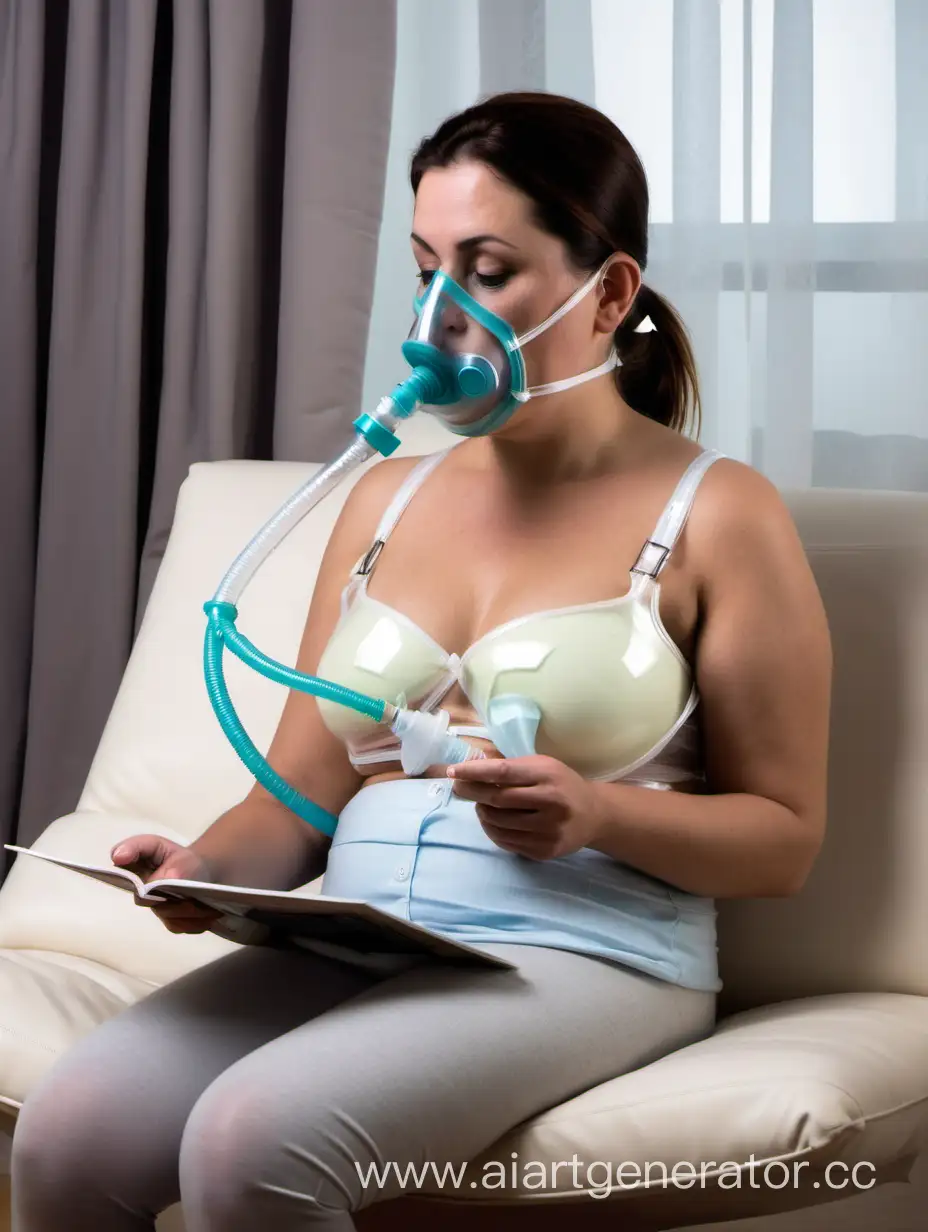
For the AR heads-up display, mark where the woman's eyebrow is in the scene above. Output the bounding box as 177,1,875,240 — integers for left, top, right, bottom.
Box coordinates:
411,232,518,254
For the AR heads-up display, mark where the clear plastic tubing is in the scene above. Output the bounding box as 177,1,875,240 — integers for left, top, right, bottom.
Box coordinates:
202,369,481,837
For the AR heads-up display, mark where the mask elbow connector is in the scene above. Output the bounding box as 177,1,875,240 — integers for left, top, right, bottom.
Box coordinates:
353,366,446,457
390,707,486,777
390,365,447,417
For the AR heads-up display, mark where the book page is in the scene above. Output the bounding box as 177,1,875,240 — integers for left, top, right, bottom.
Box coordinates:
3,844,516,969
4,845,151,896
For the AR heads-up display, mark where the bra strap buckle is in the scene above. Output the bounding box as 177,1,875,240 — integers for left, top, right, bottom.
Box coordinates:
355,539,385,577
631,539,671,578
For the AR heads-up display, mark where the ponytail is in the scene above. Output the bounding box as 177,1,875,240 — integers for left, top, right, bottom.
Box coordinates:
614,284,701,438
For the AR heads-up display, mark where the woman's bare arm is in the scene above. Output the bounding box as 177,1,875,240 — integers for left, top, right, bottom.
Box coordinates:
586,461,833,898
190,455,422,890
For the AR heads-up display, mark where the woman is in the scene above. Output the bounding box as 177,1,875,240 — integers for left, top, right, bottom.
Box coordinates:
11,92,832,1232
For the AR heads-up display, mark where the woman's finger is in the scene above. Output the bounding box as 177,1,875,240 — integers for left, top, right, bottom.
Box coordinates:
478,823,551,859
157,903,222,919
137,896,220,920
452,780,546,809
474,803,546,832
448,757,551,787
163,918,215,933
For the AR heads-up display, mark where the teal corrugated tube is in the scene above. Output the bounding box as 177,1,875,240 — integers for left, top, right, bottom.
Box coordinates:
203,602,388,838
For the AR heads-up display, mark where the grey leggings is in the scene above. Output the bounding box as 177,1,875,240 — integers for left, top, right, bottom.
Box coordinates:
11,940,715,1231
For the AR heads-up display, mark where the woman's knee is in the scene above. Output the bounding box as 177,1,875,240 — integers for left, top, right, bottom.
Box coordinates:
12,1056,170,1199
179,1075,366,1223
11,1066,114,1193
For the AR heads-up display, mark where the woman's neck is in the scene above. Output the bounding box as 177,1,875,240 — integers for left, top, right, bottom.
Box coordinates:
480,384,640,488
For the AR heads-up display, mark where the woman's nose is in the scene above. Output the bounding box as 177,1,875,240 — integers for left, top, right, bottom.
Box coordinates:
439,298,468,336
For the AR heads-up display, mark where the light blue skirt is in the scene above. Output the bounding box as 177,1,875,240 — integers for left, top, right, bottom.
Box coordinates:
320,776,720,992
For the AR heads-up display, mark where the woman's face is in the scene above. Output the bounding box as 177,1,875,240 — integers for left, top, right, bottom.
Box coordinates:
411,160,623,395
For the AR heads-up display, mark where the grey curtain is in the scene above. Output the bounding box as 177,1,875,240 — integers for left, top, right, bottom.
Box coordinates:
0,0,396,859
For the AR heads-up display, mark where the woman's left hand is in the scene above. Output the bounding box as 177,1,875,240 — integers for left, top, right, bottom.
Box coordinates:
447,755,603,860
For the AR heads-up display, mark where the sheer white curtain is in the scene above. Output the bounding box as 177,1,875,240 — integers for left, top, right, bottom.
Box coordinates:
363,0,928,491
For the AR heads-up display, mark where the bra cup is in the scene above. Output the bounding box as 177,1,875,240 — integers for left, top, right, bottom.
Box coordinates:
314,602,452,746
309,445,720,777
461,598,691,780
314,588,693,779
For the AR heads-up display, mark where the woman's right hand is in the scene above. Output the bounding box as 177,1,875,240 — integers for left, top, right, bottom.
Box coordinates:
111,835,224,934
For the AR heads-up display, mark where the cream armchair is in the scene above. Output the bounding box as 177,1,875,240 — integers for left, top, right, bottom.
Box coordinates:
2,415,927,1232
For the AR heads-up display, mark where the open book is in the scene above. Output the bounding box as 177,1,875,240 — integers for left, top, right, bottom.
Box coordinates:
3,845,515,971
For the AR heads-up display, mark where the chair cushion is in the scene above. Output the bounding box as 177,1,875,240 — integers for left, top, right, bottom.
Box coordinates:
372,992,927,1225
3,974,924,1226
0,812,240,989
0,948,154,1112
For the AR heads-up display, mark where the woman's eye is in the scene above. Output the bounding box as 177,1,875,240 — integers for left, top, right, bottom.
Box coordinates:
473,270,510,290
417,267,510,291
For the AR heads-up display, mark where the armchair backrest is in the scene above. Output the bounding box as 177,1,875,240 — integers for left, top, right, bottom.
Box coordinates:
52,418,928,1006
78,416,455,832
716,486,928,1010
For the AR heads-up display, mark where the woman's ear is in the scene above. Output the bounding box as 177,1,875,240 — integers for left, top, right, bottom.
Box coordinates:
595,255,641,335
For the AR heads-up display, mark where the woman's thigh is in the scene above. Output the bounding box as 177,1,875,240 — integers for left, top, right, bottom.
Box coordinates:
11,945,380,1214
178,943,716,1222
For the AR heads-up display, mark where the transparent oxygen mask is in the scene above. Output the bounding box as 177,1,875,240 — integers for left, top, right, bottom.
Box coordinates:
400,270,526,434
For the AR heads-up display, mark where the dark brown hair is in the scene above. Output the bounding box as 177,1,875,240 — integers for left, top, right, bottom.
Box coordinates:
410,92,701,438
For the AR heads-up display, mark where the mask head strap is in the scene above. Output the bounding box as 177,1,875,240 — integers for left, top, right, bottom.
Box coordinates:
513,351,620,403
514,256,615,349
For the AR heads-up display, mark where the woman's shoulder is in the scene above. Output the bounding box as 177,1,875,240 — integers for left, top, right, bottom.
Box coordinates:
341,451,435,515
329,451,444,550
686,452,813,591
695,452,793,531
639,422,790,544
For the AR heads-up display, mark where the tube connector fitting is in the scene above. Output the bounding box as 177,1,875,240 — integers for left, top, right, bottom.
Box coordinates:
390,708,485,776
353,411,400,456
204,599,239,626
389,366,443,418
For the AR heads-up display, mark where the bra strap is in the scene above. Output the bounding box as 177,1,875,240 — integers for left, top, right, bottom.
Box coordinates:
631,449,725,579
354,447,454,577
